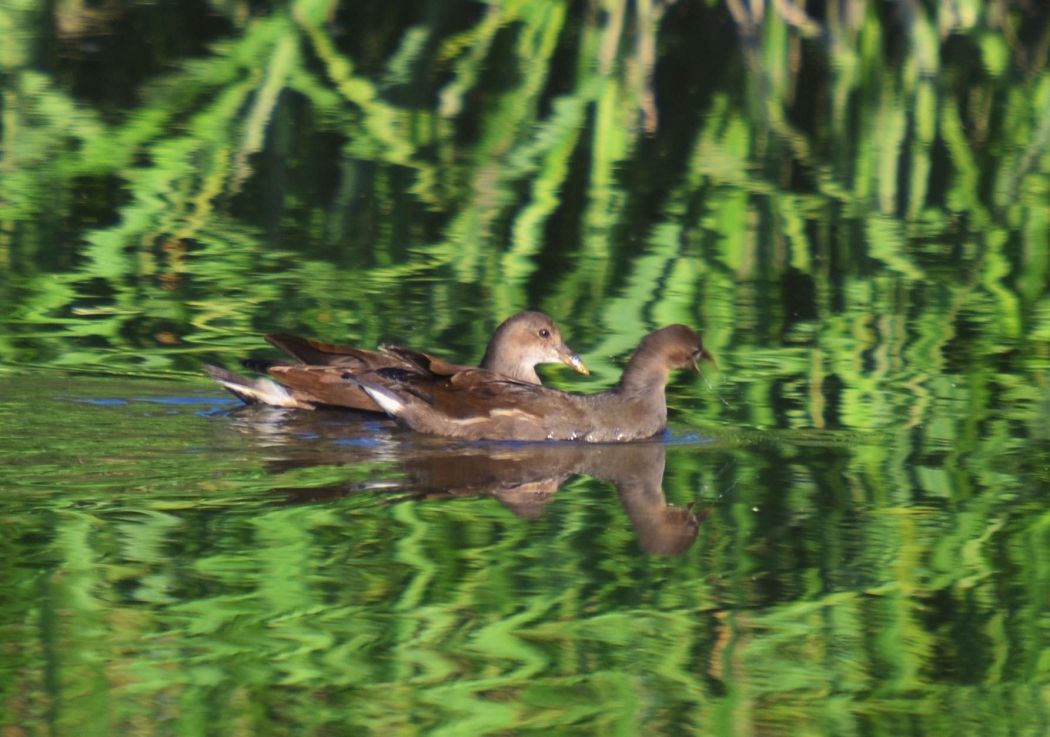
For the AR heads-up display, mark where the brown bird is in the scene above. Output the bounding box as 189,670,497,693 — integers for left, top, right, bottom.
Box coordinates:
205,311,588,412
348,324,710,442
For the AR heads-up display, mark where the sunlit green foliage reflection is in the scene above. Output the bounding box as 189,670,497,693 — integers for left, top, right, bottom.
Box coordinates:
1,0,1048,735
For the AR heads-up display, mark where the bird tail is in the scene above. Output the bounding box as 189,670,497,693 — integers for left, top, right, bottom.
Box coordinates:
342,372,407,415
204,365,306,409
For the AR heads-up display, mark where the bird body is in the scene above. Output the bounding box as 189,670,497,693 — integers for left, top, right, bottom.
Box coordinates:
351,324,708,442
205,311,587,412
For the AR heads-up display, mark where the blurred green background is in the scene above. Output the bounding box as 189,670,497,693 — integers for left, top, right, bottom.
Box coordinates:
1,1,1049,735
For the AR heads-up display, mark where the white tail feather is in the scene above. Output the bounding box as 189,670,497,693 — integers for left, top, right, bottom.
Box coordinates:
359,384,405,415
205,365,304,408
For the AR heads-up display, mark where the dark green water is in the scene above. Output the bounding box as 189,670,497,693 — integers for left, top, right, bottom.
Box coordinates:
4,372,1045,735
2,1,1049,735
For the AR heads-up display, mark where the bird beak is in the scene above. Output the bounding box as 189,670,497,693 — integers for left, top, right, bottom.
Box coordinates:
560,344,590,375
691,347,715,373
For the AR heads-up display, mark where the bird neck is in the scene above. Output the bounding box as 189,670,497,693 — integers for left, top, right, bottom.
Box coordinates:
499,362,541,384
481,348,540,384
615,352,672,397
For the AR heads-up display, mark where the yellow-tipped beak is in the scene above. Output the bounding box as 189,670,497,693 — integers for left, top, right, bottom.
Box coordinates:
564,350,589,376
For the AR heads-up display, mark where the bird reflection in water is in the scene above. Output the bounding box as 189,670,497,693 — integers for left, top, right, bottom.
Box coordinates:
216,406,704,556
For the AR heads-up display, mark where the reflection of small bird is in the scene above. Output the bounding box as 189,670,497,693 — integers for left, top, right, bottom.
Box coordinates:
204,311,587,412
351,324,711,442
265,437,704,557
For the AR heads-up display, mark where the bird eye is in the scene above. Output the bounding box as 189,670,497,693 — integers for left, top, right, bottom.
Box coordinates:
539,328,551,338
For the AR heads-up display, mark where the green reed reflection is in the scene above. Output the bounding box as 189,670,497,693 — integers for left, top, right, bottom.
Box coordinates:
2,1,1045,395
1,1,1049,735
2,385,1047,736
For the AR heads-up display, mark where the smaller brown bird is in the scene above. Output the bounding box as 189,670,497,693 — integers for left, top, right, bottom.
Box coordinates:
348,324,710,442
205,311,588,412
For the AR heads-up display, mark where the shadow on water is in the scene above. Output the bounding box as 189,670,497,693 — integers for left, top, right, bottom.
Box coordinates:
215,404,707,556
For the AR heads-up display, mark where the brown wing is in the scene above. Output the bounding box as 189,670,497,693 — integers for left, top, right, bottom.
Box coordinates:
401,369,547,417
265,334,471,376
362,367,592,440
265,333,396,370
262,335,481,412
265,365,383,411
381,345,474,376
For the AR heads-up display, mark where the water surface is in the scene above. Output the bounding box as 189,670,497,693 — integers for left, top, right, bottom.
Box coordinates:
3,370,1047,735
2,1,1049,735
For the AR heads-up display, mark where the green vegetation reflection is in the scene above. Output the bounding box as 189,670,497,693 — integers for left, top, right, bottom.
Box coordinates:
1,1,1049,734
